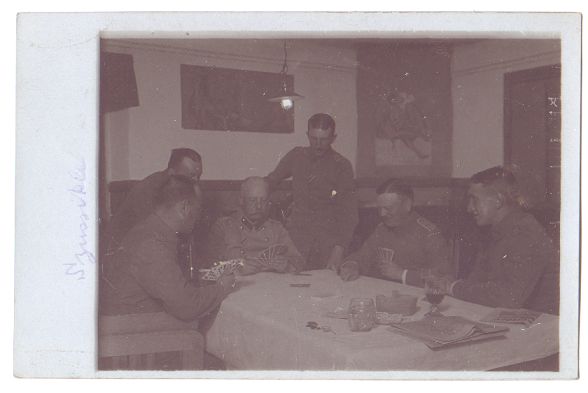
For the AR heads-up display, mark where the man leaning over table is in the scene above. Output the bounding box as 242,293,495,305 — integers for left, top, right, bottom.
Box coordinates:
100,175,235,322
207,177,305,275
266,113,359,271
437,166,559,315
106,148,204,252
338,180,454,286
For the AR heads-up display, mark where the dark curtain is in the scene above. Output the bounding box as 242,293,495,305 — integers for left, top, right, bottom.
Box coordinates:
100,51,140,113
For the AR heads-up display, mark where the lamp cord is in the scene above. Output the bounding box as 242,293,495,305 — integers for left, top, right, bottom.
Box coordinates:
281,41,288,75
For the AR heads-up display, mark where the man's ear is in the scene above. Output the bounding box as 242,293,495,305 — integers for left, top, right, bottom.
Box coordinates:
495,192,506,209
404,197,413,212
177,199,190,217
331,133,337,143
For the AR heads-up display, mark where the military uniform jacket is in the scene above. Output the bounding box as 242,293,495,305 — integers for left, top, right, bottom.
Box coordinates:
207,212,306,274
452,210,559,314
346,211,453,286
266,146,359,252
100,213,226,321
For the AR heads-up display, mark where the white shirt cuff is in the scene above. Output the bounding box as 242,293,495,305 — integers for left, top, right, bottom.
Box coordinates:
449,279,463,296
401,269,408,284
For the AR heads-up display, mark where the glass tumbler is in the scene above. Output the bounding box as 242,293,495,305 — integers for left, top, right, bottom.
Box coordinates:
348,298,376,332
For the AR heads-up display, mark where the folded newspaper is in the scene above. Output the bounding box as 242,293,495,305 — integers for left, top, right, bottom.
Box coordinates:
389,315,509,349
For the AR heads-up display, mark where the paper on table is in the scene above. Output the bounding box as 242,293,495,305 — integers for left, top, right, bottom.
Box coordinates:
389,315,509,347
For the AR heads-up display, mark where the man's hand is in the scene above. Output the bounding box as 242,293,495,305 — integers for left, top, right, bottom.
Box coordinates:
217,273,236,295
379,262,404,281
326,245,345,271
269,256,290,273
339,261,360,281
237,258,267,276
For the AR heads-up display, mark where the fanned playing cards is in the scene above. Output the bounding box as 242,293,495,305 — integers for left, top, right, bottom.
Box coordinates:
376,247,395,264
257,244,288,268
200,259,245,281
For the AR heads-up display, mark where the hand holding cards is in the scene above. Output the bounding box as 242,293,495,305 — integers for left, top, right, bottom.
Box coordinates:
258,244,289,272
200,259,245,281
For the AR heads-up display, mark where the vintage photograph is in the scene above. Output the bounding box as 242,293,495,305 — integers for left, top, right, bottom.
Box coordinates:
97,36,563,372
12,12,581,380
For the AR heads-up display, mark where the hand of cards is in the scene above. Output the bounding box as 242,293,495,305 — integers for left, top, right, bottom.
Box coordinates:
200,259,245,281
256,244,288,269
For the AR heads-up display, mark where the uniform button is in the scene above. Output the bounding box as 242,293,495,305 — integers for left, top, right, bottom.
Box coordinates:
264,237,269,242
240,250,245,255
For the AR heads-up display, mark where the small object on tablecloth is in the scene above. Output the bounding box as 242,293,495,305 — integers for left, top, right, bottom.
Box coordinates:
306,321,335,334
375,311,404,325
290,283,311,287
480,309,542,327
200,259,245,281
375,293,418,316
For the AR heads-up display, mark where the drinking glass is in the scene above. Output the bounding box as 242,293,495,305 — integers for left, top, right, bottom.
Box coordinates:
348,298,376,332
423,274,446,316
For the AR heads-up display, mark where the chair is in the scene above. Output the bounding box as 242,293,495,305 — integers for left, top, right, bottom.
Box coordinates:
98,312,204,370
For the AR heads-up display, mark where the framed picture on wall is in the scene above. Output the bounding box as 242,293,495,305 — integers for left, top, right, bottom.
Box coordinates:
180,64,295,133
356,42,453,178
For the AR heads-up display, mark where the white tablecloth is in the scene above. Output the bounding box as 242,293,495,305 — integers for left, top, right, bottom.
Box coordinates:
205,270,558,371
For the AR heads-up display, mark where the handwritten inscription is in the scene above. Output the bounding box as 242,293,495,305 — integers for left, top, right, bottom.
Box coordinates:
65,157,95,280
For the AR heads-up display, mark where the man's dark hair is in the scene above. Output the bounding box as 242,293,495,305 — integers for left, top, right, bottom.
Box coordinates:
376,179,414,201
154,175,198,208
470,166,521,206
167,148,202,169
308,113,336,134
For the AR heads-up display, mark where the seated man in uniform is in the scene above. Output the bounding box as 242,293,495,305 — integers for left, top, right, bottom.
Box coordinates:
106,148,203,251
207,177,305,275
100,175,235,322
441,167,559,314
338,180,453,286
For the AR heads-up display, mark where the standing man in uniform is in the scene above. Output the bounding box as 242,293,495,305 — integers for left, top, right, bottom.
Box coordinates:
338,180,453,285
441,167,559,314
207,177,305,275
106,148,203,251
266,113,359,271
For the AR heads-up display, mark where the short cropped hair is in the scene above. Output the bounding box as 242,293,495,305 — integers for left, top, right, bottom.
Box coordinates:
167,148,202,169
470,166,521,206
376,179,414,201
154,175,198,208
308,113,336,134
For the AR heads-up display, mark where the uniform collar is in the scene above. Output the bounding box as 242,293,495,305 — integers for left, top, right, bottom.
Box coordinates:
490,208,526,240
240,215,266,231
303,146,334,162
383,211,418,233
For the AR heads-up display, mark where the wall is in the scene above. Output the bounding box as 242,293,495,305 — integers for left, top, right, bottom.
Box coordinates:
102,39,358,182
451,39,560,177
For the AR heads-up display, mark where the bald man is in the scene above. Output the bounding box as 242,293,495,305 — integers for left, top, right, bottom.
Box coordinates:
207,177,305,275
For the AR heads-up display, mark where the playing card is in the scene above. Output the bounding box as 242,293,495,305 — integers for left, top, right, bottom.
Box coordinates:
258,244,288,267
376,247,395,264
200,259,245,281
